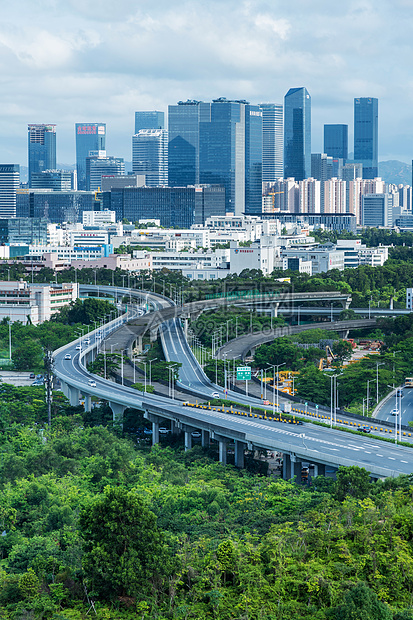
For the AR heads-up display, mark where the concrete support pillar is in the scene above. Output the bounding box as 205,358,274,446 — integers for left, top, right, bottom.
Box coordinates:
313,463,326,477
68,386,80,407
292,457,301,481
234,440,245,468
283,453,291,480
150,327,158,342
184,431,193,451
60,381,69,399
109,401,126,425
170,420,179,435
201,430,209,447
219,441,227,465
184,318,188,340
152,422,159,445
84,395,92,412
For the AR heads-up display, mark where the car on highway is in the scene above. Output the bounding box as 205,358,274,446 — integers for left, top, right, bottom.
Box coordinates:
31,380,44,386
361,425,371,433
211,392,220,399
75,344,81,350
143,428,153,435
191,431,202,438
88,380,96,388
391,408,399,416
29,373,35,379
64,354,71,360
159,427,170,435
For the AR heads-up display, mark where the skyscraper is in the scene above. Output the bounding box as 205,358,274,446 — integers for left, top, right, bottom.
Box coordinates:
28,124,56,187
0,164,19,218
324,124,348,160
132,129,168,186
86,154,125,191
258,103,283,181
199,98,262,214
354,98,378,179
134,111,164,134
75,123,106,190
284,88,311,181
168,100,210,187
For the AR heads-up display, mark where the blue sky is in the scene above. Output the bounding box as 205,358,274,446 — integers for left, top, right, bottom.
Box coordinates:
1,0,413,166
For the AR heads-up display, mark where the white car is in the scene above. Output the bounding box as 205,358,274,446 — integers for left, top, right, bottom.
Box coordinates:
159,427,170,435
76,344,81,350
191,431,202,438
211,392,220,399
391,408,399,416
88,380,96,388
84,338,90,345
64,353,71,360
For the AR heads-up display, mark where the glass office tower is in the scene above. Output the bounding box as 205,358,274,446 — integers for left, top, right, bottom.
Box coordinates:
354,98,378,179
75,123,106,190
134,111,164,134
199,98,262,214
132,129,168,186
168,100,211,187
259,103,283,181
324,124,348,161
284,87,311,181
28,124,56,187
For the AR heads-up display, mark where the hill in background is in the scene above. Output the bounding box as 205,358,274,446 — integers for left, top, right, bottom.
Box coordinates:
379,160,412,185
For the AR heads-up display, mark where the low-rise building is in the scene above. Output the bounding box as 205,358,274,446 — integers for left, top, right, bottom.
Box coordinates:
0,281,78,324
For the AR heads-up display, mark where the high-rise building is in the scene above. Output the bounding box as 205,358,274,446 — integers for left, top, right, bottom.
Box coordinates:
28,124,56,187
258,103,283,181
324,178,346,214
0,164,20,218
354,98,378,179
324,124,348,161
199,98,262,214
134,111,164,134
16,189,98,223
361,193,392,226
168,100,210,187
169,98,262,214
30,170,75,191
86,154,125,191
299,178,320,213
75,123,106,190
132,129,168,186
284,87,311,181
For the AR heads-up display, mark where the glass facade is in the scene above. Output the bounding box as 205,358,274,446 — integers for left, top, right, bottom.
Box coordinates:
132,129,168,186
16,191,98,223
31,170,73,191
0,165,20,218
259,103,283,181
354,98,378,179
284,88,311,181
86,156,125,192
245,104,263,214
0,218,47,244
75,123,106,190
134,111,164,134
324,124,348,160
168,101,210,187
28,125,56,187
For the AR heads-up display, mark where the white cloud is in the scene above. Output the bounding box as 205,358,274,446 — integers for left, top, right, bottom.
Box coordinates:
0,0,412,164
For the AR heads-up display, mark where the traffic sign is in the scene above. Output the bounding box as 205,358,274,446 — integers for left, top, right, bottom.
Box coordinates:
237,366,251,381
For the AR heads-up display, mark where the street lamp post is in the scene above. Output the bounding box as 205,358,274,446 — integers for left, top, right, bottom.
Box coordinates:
142,361,147,392
376,362,384,403
148,358,158,386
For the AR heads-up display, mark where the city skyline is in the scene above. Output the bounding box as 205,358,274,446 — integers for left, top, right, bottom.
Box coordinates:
0,1,412,167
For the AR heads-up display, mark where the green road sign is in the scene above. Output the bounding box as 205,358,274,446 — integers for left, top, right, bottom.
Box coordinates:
237,366,251,381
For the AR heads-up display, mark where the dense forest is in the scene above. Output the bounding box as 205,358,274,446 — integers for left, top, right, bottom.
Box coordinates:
2,389,413,619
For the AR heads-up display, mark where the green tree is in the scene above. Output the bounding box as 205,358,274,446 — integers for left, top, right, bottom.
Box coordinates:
18,568,40,600
334,465,371,501
79,486,171,599
332,339,353,362
330,582,392,619
295,364,330,405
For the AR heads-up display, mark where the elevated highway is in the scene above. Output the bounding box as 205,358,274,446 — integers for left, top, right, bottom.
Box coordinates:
217,318,378,360
52,285,413,479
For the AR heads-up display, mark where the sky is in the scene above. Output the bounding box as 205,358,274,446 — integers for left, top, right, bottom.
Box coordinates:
1,0,413,167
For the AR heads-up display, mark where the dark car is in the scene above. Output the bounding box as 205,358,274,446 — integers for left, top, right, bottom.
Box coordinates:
29,373,35,379
361,426,371,433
